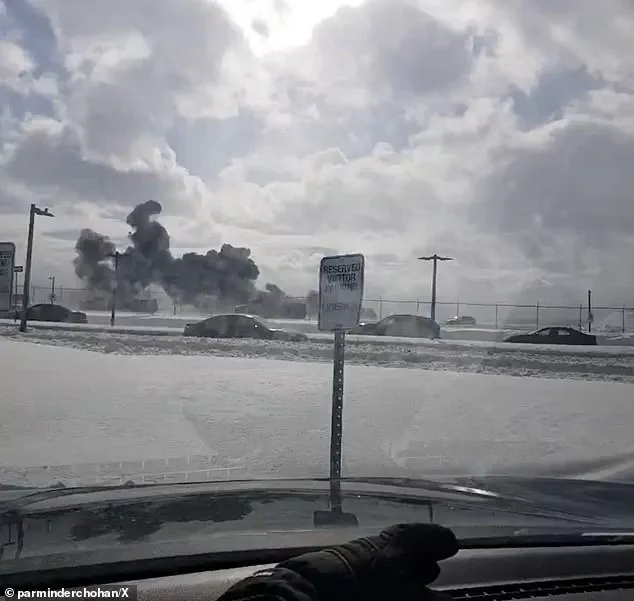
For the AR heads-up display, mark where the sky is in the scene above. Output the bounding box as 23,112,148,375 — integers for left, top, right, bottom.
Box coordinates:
1,0,634,306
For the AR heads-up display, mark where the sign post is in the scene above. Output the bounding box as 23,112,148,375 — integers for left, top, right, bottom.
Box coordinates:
0,243,16,318
314,253,364,527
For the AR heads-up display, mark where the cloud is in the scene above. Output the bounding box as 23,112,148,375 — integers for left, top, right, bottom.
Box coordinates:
1,0,634,307
0,40,34,84
308,1,474,99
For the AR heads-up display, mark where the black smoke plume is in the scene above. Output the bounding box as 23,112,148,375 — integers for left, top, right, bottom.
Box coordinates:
74,200,263,310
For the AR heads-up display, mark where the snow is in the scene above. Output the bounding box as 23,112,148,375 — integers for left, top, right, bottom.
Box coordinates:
2,331,634,488
2,324,634,378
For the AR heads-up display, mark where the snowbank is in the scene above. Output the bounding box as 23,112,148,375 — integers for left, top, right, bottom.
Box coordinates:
2,339,634,488
1,324,634,384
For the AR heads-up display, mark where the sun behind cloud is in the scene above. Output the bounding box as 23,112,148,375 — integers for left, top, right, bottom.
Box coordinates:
218,0,366,56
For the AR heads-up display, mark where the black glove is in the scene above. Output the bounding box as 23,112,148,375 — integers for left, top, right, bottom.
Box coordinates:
219,523,459,601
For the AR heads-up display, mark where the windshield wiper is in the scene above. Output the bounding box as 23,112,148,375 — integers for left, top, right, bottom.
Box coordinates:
342,476,600,526
0,480,141,519
343,476,499,497
461,530,634,548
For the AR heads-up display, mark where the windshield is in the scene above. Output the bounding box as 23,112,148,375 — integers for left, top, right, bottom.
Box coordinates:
1,0,634,576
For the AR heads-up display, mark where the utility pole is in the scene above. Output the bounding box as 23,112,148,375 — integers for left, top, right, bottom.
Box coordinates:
588,289,593,333
20,204,54,332
49,276,56,304
110,251,120,327
418,254,454,323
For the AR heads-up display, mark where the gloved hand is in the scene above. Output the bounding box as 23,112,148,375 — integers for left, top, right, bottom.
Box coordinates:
281,522,458,600
219,523,459,601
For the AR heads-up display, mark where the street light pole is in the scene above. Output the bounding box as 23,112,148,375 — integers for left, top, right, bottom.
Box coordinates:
418,254,454,323
588,289,593,333
110,251,120,327
20,204,54,332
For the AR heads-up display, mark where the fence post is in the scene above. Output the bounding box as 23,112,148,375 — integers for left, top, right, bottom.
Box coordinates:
495,304,499,329
379,297,383,320
456,299,460,317
623,306,626,334
536,302,540,329
416,298,420,313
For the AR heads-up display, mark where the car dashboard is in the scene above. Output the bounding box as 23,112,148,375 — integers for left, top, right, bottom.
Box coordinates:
33,543,634,601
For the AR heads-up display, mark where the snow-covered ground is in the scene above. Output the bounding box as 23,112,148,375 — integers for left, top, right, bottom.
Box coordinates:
2,324,634,380
2,330,634,488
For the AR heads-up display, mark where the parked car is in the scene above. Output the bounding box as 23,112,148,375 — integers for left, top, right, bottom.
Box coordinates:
444,315,476,326
350,314,440,339
504,326,597,345
184,313,308,342
15,303,88,324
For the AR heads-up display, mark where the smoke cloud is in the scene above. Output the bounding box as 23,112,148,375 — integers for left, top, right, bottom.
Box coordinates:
74,200,265,310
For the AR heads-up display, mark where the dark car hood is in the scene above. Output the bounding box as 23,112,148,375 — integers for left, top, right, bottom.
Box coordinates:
2,475,634,574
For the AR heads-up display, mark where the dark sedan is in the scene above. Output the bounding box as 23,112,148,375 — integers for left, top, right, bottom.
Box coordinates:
184,313,308,342
504,326,597,345
349,314,441,339
15,303,88,324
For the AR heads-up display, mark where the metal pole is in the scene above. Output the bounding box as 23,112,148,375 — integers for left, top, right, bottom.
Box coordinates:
431,256,438,323
329,329,345,513
110,251,119,327
418,254,453,323
588,289,592,333
14,269,19,318
49,276,55,303
623,306,626,334
19,205,36,332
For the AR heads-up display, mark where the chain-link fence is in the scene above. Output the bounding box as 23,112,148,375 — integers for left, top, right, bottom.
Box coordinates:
19,285,97,308
360,298,634,333
14,284,634,334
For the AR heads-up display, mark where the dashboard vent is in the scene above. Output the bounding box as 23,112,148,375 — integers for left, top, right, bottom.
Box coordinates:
447,575,634,600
